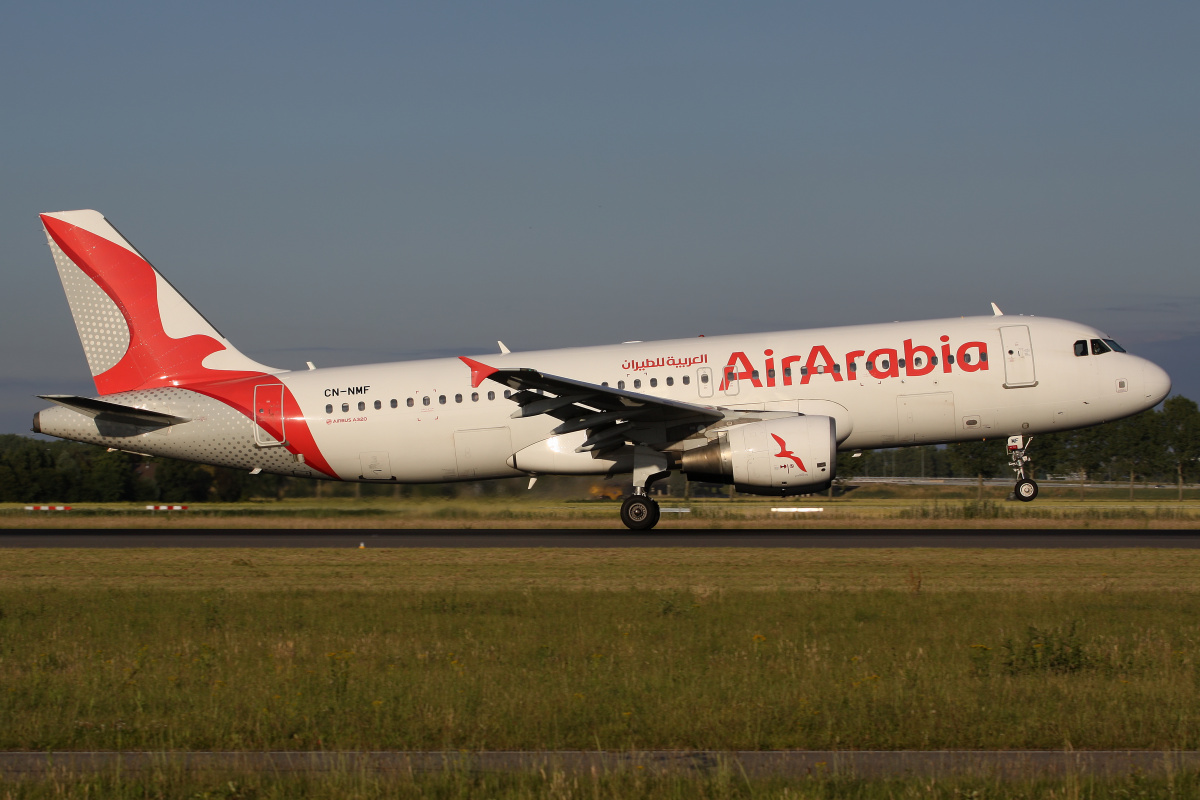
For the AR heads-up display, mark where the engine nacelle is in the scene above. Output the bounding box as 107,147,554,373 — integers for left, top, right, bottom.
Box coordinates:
680,415,836,496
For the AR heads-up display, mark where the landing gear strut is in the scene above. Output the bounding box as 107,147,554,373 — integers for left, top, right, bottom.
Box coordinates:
1008,435,1038,502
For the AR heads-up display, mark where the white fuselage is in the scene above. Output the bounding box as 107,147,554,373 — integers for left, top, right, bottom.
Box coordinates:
35,314,1170,483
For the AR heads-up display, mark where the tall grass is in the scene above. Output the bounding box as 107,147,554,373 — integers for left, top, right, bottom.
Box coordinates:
2,588,1199,751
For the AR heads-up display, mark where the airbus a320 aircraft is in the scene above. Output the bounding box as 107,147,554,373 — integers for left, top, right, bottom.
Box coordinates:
32,210,1172,529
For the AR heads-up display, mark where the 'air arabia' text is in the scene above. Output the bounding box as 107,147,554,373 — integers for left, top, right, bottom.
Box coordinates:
719,336,989,391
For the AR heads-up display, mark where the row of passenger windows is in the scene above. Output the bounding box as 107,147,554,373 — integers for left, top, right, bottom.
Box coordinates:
1074,338,1126,357
325,390,512,414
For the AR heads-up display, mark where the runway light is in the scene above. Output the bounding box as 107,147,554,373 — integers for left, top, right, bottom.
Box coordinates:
359,542,365,549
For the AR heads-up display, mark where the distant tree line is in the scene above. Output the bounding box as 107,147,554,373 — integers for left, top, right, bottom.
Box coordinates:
2,396,1198,503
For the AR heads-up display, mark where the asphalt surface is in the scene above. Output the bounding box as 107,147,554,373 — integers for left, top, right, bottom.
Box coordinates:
2,750,1197,777
3,529,1200,547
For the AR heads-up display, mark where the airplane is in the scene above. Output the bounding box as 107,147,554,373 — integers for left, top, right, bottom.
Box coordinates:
31,210,1172,529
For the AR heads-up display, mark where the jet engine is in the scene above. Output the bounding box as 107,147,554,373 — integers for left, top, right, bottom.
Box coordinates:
680,416,836,496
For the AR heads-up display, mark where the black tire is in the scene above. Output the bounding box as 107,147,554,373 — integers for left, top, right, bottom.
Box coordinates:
621,495,660,530
1015,479,1039,502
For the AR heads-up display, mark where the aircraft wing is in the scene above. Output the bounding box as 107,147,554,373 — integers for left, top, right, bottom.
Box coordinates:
459,357,724,453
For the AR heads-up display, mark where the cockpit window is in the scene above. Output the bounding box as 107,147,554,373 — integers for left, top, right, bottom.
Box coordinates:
1103,339,1126,353
1074,340,1088,357
1091,339,1111,355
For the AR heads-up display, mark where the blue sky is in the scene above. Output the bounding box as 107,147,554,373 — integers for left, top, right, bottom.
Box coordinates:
2,2,1197,432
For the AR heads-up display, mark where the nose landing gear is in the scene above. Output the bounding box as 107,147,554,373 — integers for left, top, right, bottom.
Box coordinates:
1008,435,1038,502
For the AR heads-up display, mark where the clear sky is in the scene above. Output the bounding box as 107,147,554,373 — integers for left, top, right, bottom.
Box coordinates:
2,2,1197,433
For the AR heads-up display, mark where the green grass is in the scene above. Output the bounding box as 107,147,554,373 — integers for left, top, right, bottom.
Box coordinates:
4,768,1200,799
3,581,1200,750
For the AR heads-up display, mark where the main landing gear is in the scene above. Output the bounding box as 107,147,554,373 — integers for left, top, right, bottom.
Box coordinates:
620,449,670,531
1008,435,1038,502
620,492,660,531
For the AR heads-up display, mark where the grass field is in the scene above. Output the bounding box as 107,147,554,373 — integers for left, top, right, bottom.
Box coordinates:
4,491,1200,529
4,768,1200,799
3,549,1200,754
4,547,1200,798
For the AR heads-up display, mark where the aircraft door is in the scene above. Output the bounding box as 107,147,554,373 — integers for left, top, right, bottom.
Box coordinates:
253,384,285,446
999,325,1037,387
697,367,714,398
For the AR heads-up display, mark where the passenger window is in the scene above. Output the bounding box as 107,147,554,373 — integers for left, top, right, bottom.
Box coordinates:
374,400,381,410
439,395,447,404
751,370,760,381
947,355,954,365
422,397,430,406
618,381,626,390
980,352,988,362
666,377,673,386
913,358,922,368
504,390,511,399
1091,339,1111,355
682,375,690,385
325,404,333,414
962,354,971,365
899,359,906,369
833,364,841,373
358,401,366,411
1074,340,1089,357
601,382,609,387
633,379,641,389
1104,339,1126,353
882,359,891,369
784,367,792,378
455,394,462,403
699,373,708,384
488,391,495,400
471,392,479,401
390,399,397,408
726,371,736,382
801,366,809,376
649,378,657,388
342,403,349,412
768,369,776,379
865,362,873,371
848,363,856,373
406,398,414,407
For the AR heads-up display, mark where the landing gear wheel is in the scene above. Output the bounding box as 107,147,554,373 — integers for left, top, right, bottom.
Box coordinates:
1015,479,1039,502
621,495,660,531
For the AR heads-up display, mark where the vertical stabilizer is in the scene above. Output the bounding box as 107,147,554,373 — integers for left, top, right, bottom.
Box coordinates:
40,210,279,395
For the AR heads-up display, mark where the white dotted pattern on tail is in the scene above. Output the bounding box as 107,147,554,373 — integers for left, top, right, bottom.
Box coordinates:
47,235,129,376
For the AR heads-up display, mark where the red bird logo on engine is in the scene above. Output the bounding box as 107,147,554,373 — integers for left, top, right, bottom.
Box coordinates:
771,434,807,471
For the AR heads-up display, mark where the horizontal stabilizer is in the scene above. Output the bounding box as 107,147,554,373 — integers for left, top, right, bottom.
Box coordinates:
38,395,191,427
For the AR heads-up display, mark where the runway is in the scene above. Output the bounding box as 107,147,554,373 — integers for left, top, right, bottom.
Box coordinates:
2,750,1197,778
3,529,1200,548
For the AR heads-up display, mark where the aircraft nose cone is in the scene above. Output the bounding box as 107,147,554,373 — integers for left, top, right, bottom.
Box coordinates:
1143,360,1172,405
